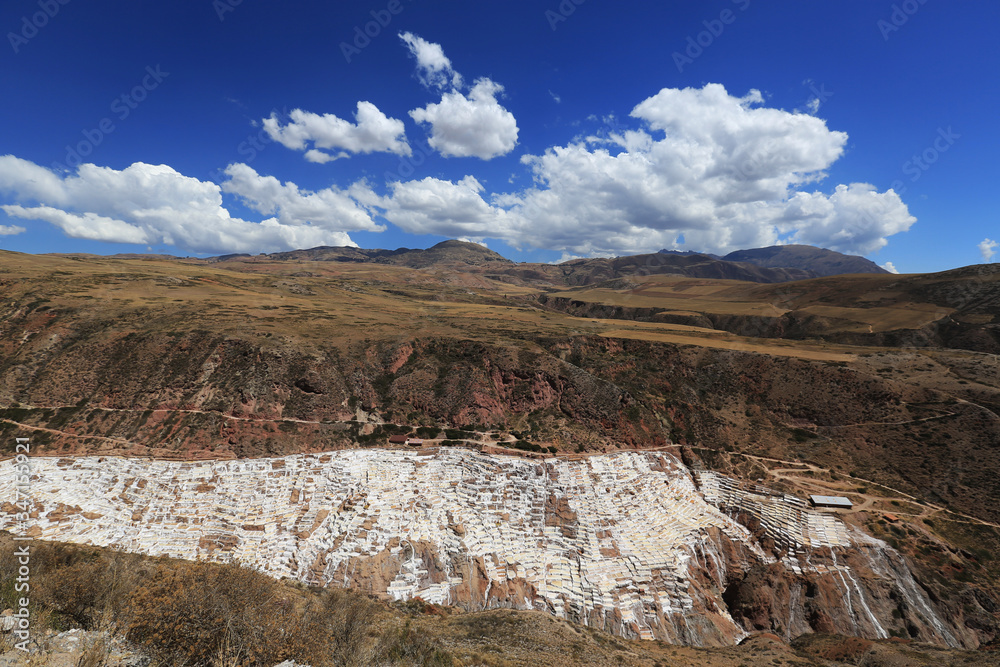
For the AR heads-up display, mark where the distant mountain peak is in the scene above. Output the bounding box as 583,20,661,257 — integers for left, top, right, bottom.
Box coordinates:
658,245,885,278
722,245,887,277
206,239,512,267
430,239,484,250
657,249,721,259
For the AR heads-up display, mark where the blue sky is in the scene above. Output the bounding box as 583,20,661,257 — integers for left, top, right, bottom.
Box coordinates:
0,0,996,272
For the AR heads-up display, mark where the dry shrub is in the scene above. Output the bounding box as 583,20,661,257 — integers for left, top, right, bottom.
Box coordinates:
310,587,381,666
295,586,410,667
1,539,147,632
816,635,874,662
0,538,452,666
375,619,453,666
124,560,301,666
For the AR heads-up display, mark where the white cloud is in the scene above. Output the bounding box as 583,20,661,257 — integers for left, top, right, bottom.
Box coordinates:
1,80,920,262
0,155,66,203
373,175,510,239
551,252,583,264
409,79,519,159
1,205,148,243
0,155,380,254
881,261,899,274
0,224,25,235
486,84,913,257
399,32,463,90
262,103,410,163
369,84,915,258
221,163,382,233
457,237,488,247
980,238,998,262
779,184,915,254
399,33,519,160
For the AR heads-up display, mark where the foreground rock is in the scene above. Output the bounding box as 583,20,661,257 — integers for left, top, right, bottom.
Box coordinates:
0,629,149,667
0,449,968,647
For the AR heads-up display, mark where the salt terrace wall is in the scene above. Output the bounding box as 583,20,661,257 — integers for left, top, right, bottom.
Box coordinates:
0,449,958,646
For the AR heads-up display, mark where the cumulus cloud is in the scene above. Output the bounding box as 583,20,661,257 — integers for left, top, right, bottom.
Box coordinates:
409,79,519,159
881,261,899,274
221,163,381,233
1,205,148,243
0,155,380,253
551,252,584,264
370,175,509,239
400,33,518,160
370,84,915,257
980,238,998,262
779,184,915,253
263,103,410,163
399,32,462,90
0,224,25,235
1,81,919,261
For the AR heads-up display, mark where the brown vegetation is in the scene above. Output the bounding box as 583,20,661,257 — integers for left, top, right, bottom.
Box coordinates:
2,536,996,666
0,535,450,666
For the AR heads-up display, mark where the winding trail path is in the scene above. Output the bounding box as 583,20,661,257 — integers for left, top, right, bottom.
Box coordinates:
685,446,1000,530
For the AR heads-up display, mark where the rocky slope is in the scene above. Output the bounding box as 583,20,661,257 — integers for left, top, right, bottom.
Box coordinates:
1,249,999,649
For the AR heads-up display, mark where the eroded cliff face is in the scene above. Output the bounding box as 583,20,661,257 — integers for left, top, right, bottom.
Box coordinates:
0,449,967,648
3,317,999,532
0,331,660,457
698,472,966,646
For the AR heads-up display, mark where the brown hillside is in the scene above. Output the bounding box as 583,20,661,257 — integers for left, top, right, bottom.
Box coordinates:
1,249,999,646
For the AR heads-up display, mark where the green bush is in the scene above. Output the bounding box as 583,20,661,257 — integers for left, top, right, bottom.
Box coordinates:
416,426,440,439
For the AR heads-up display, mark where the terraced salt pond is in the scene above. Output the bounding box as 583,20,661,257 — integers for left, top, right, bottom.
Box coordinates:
0,448,954,645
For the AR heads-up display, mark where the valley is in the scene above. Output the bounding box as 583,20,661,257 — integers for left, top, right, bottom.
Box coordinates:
2,243,999,659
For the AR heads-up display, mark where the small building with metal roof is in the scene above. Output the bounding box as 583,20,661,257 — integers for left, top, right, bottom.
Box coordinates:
809,495,853,510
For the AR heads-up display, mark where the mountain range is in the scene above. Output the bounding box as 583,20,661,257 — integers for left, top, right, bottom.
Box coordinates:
199,240,886,285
